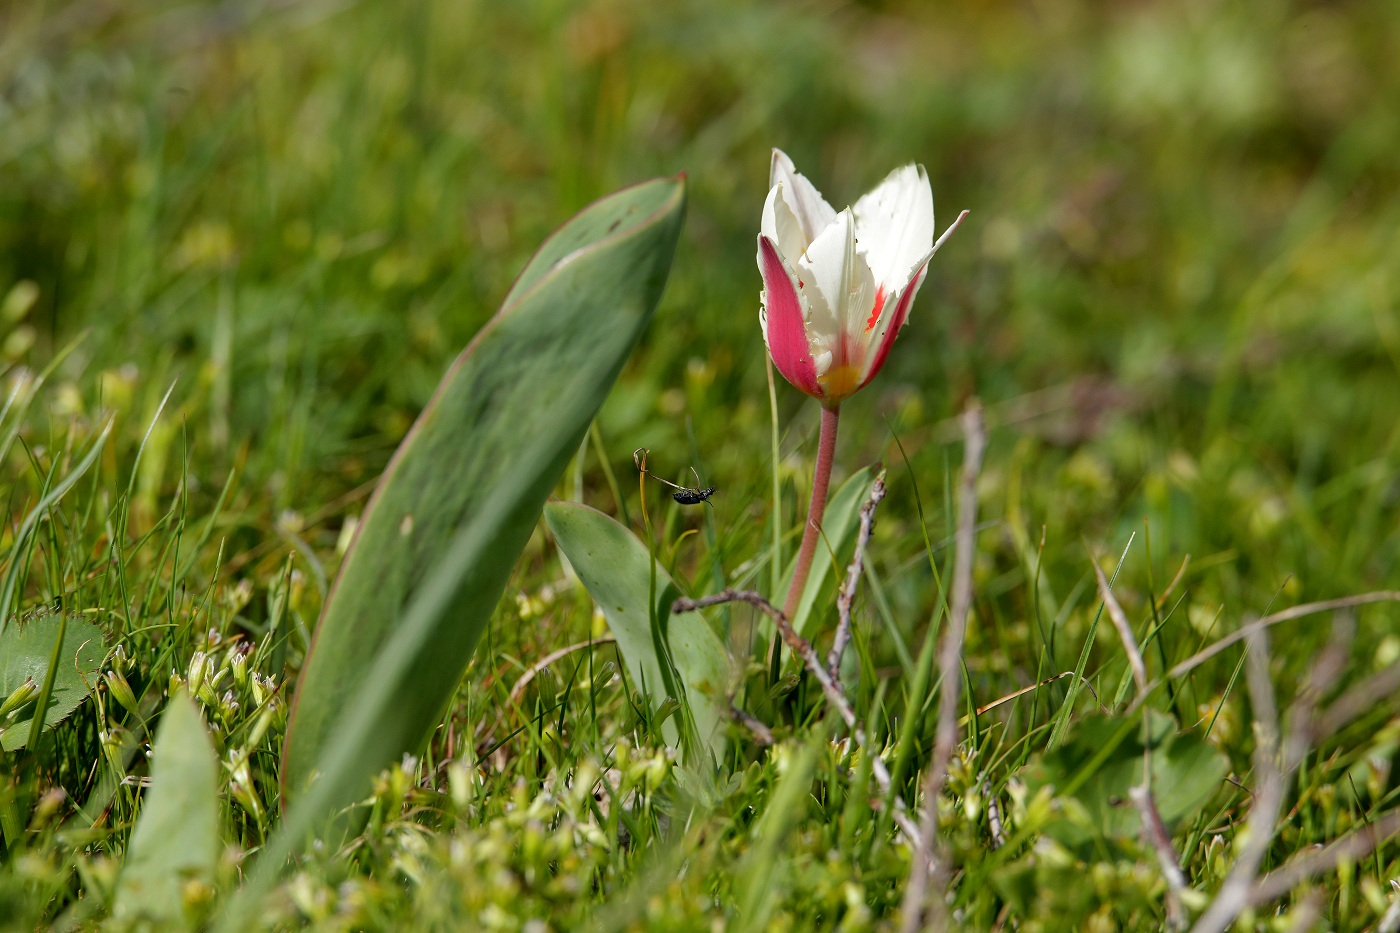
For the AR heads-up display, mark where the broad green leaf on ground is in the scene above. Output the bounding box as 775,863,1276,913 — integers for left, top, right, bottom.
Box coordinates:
787,465,876,638
545,501,731,758
113,691,219,926
1020,710,1228,850
0,609,105,751
279,177,686,814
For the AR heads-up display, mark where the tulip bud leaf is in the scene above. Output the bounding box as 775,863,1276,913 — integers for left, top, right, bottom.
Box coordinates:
545,500,730,759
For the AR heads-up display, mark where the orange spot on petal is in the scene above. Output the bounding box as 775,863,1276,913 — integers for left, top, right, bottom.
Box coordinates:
864,287,887,332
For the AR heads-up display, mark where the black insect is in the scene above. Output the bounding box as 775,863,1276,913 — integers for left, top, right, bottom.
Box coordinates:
670,475,717,506
633,448,717,507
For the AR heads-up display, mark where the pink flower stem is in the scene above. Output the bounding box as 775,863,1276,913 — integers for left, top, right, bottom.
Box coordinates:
782,403,841,622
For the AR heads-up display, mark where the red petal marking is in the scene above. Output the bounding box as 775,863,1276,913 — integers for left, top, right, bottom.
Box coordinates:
864,287,887,333
759,237,822,397
860,267,925,389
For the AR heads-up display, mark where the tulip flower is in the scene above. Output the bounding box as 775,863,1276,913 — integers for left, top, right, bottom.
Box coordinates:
759,149,966,406
757,149,966,620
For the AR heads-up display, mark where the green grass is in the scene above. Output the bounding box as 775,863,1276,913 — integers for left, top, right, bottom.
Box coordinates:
4,0,1400,928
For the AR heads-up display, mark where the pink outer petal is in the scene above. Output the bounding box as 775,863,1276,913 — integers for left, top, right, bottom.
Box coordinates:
758,236,822,398
859,266,926,390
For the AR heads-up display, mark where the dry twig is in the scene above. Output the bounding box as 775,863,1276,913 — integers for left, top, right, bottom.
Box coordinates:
901,401,986,933
508,636,617,706
672,589,921,844
1125,591,1400,717
1162,592,1400,684
729,702,775,747
974,670,1110,718
1190,617,1352,933
1155,553,1191,610
1094,558,1148,697
829,473,887,680
1248,809,1400,906
1130,782,1189,930
1190,628,1287,933
1310,658,1400,740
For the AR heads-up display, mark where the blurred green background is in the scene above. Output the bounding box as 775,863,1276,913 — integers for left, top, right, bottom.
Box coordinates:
3,0,1400,659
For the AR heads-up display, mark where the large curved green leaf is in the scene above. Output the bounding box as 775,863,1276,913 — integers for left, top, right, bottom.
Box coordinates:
545,501,730,759
0,609,105,751
280,177,686,811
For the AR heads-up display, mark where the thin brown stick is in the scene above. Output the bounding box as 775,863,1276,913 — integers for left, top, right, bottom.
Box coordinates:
729,703,775,747
1297,613,1354,721
672,589,921,844
508,637,617,706
1190,629,1286,933
829,473,887,680
1155,554,1191,610
1130,783,1188,930
973,671,1111,717
1310,659,1400,740
1126,591,1400,717
1190,617,1351,933
1131,630,1186,933
1163,592,1400,683
901,401,986,933
1094,558,1148,697
1248,809,1400,907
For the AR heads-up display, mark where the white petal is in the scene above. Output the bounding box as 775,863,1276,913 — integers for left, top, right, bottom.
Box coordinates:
761,184,810,267
852,163,934,292
856,211,967,388
857,272,920,386
770,149,837,246
793,222,842,350
796,210,877,368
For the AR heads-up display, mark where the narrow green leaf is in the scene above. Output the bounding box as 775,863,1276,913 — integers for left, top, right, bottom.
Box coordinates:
0,417,114,635
113,691,219,926
1048,535,1135,749
0,329,88,477
0,609,105,751
545,501,731,758
280,177,686,809
734,739,820,932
